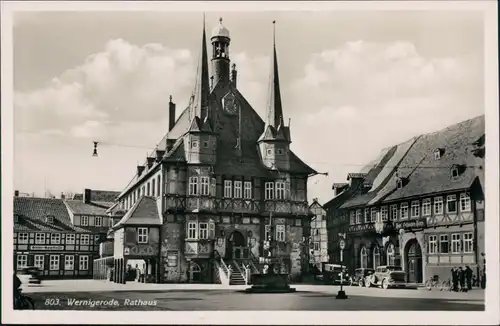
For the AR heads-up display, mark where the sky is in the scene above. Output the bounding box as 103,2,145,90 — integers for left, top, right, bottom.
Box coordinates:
12,10,485,203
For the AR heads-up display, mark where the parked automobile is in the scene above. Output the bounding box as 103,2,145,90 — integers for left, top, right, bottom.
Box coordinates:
350,268,375,287
367,265,406,289
322,264,350,285
17,267,42,285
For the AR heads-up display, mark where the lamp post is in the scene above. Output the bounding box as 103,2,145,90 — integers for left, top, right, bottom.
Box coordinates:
336,236,348,299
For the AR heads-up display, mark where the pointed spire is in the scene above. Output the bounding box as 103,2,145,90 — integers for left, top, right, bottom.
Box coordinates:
191,14,211,122
265,20,285,132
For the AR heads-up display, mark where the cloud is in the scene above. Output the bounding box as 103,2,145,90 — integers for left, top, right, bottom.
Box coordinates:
289,40,483,203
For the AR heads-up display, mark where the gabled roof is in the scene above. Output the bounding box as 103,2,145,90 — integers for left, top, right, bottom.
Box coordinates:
65,199,114,216
381,115,484,202
14,197,92,233
113,196,162,229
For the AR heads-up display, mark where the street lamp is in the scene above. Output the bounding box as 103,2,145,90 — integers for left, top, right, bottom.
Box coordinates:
336,236,348,299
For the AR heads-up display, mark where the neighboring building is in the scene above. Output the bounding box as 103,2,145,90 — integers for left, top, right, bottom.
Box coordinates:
13,188,119,279
309,199,328,271
325,116,485,284
106,18,317,284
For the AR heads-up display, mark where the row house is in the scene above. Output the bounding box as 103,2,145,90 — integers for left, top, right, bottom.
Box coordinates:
105,18,317,285
308,199,328,271
325,115,485,284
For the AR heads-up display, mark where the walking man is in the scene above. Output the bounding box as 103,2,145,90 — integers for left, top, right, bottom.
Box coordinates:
451,267,458,292
459,267,466,292
465,266,473,290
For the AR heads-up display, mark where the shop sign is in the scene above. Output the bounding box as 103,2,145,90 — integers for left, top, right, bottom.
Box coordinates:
394,218,427,230
30,245,64,251
347,223,375,234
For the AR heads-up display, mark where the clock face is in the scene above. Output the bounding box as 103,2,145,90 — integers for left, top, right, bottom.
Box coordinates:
222,92,238,115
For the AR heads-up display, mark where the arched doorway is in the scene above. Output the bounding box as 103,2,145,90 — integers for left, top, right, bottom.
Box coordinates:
189,261,202,283
372,246,381,269
360,246,368,268
405,240,423,283
386,243,396,266
227,230,246,260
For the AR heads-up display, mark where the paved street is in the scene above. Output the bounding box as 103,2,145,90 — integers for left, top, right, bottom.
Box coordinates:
22,280,484,311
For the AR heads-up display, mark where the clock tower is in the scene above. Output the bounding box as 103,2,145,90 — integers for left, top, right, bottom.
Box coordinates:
211,17,231,88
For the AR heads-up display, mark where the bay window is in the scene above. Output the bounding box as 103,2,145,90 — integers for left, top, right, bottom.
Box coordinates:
210,178,216,196
275,181,286,200
244,181,252,199
265,182,274,200
199,223,208,239
189,177,199,195
224,180,232,198
187,222,197,239
200,177,210,195
234,181,242,198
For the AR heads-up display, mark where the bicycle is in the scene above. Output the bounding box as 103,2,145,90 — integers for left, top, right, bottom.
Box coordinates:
425,275,450,291
14,288,35,310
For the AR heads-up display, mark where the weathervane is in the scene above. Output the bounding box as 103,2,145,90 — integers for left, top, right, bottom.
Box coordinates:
92,141,99,157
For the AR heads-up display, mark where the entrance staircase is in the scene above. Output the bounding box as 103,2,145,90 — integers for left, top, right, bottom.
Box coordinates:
229,266,246,285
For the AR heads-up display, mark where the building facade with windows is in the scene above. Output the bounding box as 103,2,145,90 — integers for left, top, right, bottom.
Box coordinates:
325,116,485,284
106,19,316,284
309,199,328,271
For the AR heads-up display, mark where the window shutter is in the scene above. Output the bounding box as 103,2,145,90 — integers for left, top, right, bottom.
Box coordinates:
209,221,215,239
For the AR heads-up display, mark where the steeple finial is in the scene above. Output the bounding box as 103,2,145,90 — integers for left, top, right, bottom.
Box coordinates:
273,20,276,47
265,20,284,131
219,17,223,24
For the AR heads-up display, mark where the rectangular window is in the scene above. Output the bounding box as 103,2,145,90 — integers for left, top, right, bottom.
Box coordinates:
200,177,210,196
400,203,409,219
51,233,61,244
146,182,150,196
275,182,286,200
199,223,208,239
276,225,285,242
460,193,471,212
451,233,461,253
314,242,320,251
234,181,242,198
428,235,438,254
79,255,89,270
157,175,161,197
34,255,44,270
244,181,252,199
364,209,370,223
18,233,29,244
390,205,398,220
95,216,102,227
66,234,75,245
17,255,27,270
188,222,197,239
295,218,302,227
224,180,232,198
356,210,362,224
447,195,457,214
350,211,356,225
137,228,148,243
380,206,388,221
210,178,216,196
434,196,443,215
463,233,473,253
35,233,45,244
422,198,431,216
50,255,60,271
265,182,274,200
189,177,199,195
370,208,378,223
152,179,156,197
440,234,449,253
80,234,90,245
411,201,420,218
81,215,89,226
65,255,74,270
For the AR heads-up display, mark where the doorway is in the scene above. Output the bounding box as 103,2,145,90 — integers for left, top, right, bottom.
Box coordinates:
405,240,423,283
227,230,247,259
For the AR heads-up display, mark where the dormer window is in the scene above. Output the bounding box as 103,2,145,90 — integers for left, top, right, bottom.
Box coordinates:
434,148,445,160
451,165,459,179
45,215,54,224
396,178,403,189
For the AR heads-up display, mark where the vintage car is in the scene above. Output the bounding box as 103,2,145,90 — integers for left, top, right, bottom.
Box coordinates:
322,264,350,285
350,268,375,287
367,265,406,289
17,266,42,285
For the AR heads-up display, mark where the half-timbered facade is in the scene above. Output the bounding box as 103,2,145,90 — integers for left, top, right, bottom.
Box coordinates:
109,18,317,284
325,116,485,284
309,200,328,271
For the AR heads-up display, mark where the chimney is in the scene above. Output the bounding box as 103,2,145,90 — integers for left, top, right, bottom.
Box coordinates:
61,192,66,200
332,183,348,197
146,157,155,168
14,190,19,197
155,150,165,162
347,173,367,191
231,63,237,87
168,95,176,132
137,165,145,176
166,139,176,152
83,189,91,204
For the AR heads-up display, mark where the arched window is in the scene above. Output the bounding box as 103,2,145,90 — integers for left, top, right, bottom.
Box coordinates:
360,246,368,269
373,246,381,269
386,243,395,266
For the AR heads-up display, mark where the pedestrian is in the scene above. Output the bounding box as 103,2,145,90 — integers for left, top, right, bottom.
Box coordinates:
451,267,458,292
459,267,466,292
465,266,473,290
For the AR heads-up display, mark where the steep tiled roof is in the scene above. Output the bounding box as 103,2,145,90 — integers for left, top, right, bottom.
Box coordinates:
65,200,114,216
113,196,161,229
381,115,484,202
14,197,92,233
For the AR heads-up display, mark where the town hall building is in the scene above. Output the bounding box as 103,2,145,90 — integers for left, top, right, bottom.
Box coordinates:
100,18,317,284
